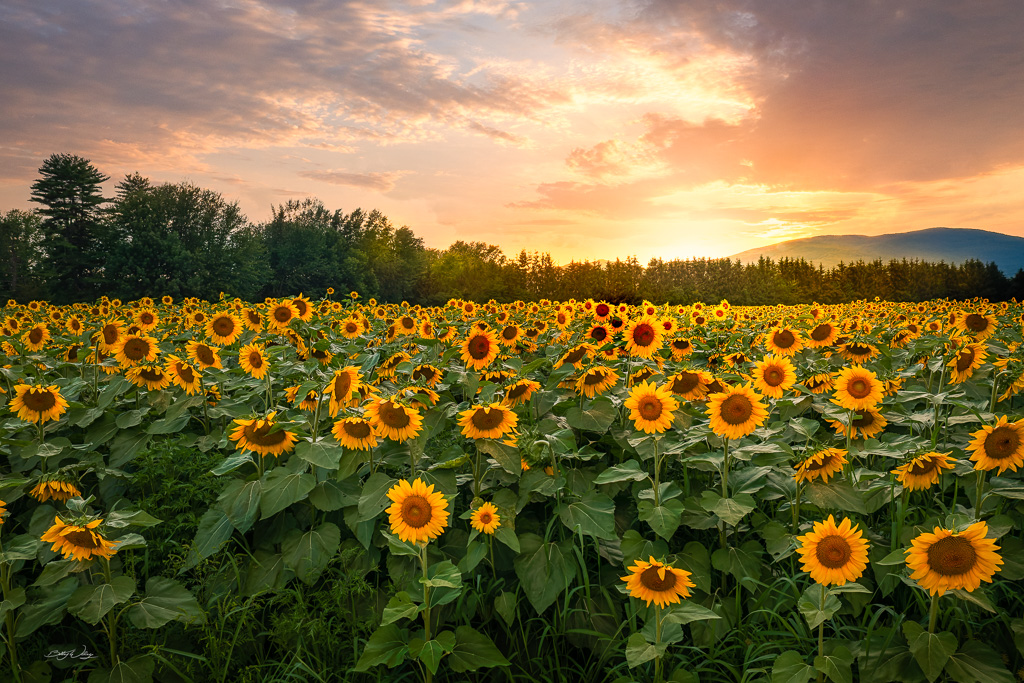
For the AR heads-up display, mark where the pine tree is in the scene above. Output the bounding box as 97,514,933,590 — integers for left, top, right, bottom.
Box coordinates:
29,153,109,302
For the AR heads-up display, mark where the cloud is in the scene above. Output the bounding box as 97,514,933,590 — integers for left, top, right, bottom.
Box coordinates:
298,169,412,192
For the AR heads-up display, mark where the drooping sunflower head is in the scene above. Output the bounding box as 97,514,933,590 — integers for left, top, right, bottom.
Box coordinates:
126,363,172,392
796,515,870,586
366,396,424,443
666,369,711,401
947,342,987,384
576,366,620,398
41,515,119,562
624,381,679,434
706,384,769,440
794,448,848,484
830,406,887,439
10,384,69,424
503,379,541,408
556,343,595,369
620,556,695,608
470,501,501,534
228,411,298,457
892,451,955,491
838,341,879,363
29,477,81,503
332,416,378,450
906,521,1002,595
165,355,202,395
967,416,1024,474
386,478,450,544
458,402,519,440
324,366,362,416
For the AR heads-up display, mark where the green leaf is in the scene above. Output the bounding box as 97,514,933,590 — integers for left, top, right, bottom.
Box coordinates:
804,480,867,514
216,479,262,533
0,587,26,621
0,534,42,562
67,576,136,625
513,534,576,614
210,452,252,475
566,396,617,434
183,509,234,569
382,592,422,625
814,645,853,683
594,459,649,484
494,591,516,626
146,412,191,434
944,640,1014,683
772,650,815,683
875,548,909,565
711,541,764,584
32,559,78,587
476,438,521,475
700,491,757,525
662,602,722,625
448,625,510,672
558,491,617,540
16,577,78,637
281,522,341,585
295,440,343,469
88,654,155,683
415,639,445,675
109,429,150,467
115,409,146,429
797,584,841,630
638,499,684,541
242,551,290,596
423,560,463,608
127,577,205,628
905,624,957,683
493,524,520,552
354,623,408,671
260,467,316,518
309,479,356,511
356,472,396,522
625,632,665,668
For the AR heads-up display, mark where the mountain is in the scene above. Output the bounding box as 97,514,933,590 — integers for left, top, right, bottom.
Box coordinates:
728,228,1024,275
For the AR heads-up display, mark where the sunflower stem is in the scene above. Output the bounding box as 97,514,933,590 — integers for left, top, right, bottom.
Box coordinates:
927,593,940,634
1,555,22,683
974,469,986,520
420,542,433,683
653,438,661,508
792,479,801,535
488,533,496,580
931,363,946,448
817,584,826,683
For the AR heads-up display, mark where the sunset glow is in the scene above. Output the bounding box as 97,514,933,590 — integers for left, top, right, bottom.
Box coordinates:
2,0,1023,262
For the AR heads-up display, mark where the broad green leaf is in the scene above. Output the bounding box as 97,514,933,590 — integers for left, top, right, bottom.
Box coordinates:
0,587,26,621
88,654,155,683
115,409,146,429
295,440,343,469
625,632,666,668
905,624,957,683
494,591,516,626
944,639,1014,683
67,576,136,625
182,509,234,569
146,412,191,434
700,491,757,525
15,577,78,637
216,479,262,533
423,560,463,608
354,623,408,671
260,467,316,518
797,584,841,629
448,625,510,672
127,577,205,628
309,479,356,511
476,439,521,475
814,645,853,683
566,396,617,434
242,550,290,596
32,559,78,587
662,602,721,625
356,472,396,522
558,491,617,540
804,480,867,514
0,534,42,562
281,522,341,585
712,541,764,584
638,499,684,541
210,452,252,475
513,534,576,614
415,639,445,675
593,459,649,484
382,592,422,625
772,650,815,683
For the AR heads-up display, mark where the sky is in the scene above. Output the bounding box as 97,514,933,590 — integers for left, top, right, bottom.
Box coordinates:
2,0,1024,263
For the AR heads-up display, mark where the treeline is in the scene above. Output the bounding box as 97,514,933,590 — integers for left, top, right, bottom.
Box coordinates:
2,153,1022,305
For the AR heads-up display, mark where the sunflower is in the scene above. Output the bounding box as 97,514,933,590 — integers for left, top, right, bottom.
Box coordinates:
832,366,883,412
794,448,848,484
324,366,362,417
956,312,997,340
126,364,172,391
892,451,956,491
461,328,500,371
412,364,442,388
804,372,835,394
22,323,50,351
134,308,159,332
470,502,501,534
806,321,837,348
366,396,424,442
339,318,364,338
829,407,887,439
9,384,69,424
838,341,879,364
584,323,611,345
267,301,300,331
41,516,118,562
669,337,694,360
206,312,242,346
228,411,298,457
706,384,769,440
332,417,378,450
765,327,803,356
948,342,987,384
458,402,519,440
624,381,679,434
503,379,541,408
796,515,870,586
593,301,612,322
905,521,1002,595
386,478,450,544
967,416,1024,474
285,385,320,412
752,354,797,399
290,294,314,322
666,369,711,401
379,351,411,378
165,355,203,395
576,366,620,398
556,343,595,369
624,316,663,359
29,477,81,503
0,499,6,525
187,340,223,370
621,556,695,608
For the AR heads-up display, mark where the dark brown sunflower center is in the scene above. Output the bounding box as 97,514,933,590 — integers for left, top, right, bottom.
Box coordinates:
773,330,795,348
805,453,836,471
401,495,431,528
28,327,44,344
245,422,289,446
345,322,359,333
379,402,411,428
955,350,975,372
852,412,876,428
583,370,608,386
478,511,493,525
247,311,261,325
471,408,507,431
639,566,677,592
846,343,872,356
67,344,81,361
632,324,656,346
62,529,101,549
926,536,977,576
764,367,784,386
177,365,196,383
595,303,610,317
590,327,608,342
292,299,308,316
274,307,293,323
413,367,436,382
23,389,57,411
985,426,1020,460
400,316,415,330
123,338,151,360
672,339,690,351
815,535,852,568
719,395,753,425
964,314,988,332
139,312,154,324
909,458,938,475
139,368,163,382
638,396,663,420
193,313,207,323
563,347,588,364
671,372,699,394
497,325,518,341
810,324,832,341
848,378,870,398
213,316,235,336
344,420,372,439
194,345,215,365
468,335,491,360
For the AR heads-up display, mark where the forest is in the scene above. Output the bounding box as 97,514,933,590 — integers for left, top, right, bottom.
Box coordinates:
2,153,1021,305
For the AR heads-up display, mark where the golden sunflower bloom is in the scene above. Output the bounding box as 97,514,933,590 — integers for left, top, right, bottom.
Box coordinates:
113,333,160,368
765,327,803,356
796,515,870,586
967,416,1024,474
185,340,222,370
366,397,424,442
666,369,712,401
892,451,955,491
339,318,364,338
238,343,269,379
956,312,997,340
386,478,450,544
126,364,172,391
290,294,314,322
806,321,837,348
905,521,1002,596
555,343,595,369
0,499,7,525
323,366,362,417
22,323,50,351
207,312,242,345
96,320,124,353
621,556,695,608
30,478,81,503
804,372,835,394
829,406,887,439
668,337,694,359
285,385,320,412
412,364,443,388
458,402,519,440
503,379,541,408
947,342,987,384
832,366,884,412
752,354,797,399
706,384,768,440
624,381,678,434
470,502,501,534
134,308,159,332
837,341,879,363
461,328,500,371
332,417,378,450
229,411,298,457
794,448,848,484
576,366,620,398
165,355,203,395
10,384,69,424
624,316,664,359
41,516,118,562
267,301,300,331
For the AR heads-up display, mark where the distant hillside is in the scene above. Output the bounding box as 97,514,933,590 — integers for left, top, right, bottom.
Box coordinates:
728,228,1024,275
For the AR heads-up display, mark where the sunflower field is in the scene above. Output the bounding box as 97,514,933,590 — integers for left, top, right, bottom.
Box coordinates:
1,293,1024,683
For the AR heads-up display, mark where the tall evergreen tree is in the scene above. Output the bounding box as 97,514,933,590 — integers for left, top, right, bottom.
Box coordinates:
0,209,44,301
29,153,109,302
